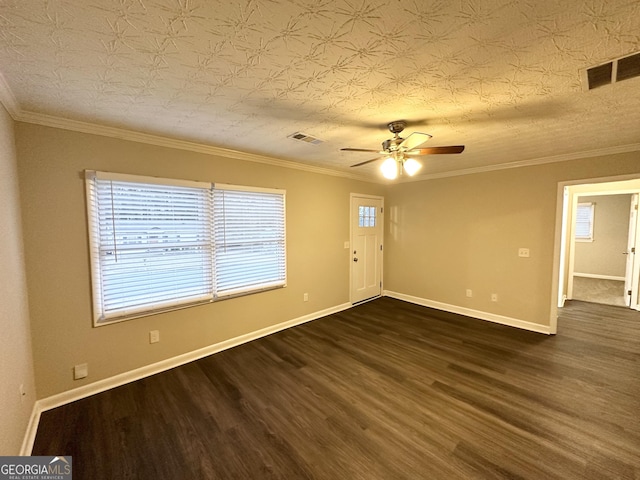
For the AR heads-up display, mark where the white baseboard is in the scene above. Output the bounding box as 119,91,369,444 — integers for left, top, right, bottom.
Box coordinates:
572,272,625,281
23,302,351,454
383,291,552,335
19,403,42,456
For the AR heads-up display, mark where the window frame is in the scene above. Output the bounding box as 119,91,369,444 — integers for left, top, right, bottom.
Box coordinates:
85,171,286,326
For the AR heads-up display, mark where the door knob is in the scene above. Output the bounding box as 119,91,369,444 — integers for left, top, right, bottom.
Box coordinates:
353,257,358,262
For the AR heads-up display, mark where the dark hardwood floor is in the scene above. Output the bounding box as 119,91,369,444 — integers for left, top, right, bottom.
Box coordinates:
32,298,640,479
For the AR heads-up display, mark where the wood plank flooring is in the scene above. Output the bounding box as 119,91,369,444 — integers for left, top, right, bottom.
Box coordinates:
32,298,640,479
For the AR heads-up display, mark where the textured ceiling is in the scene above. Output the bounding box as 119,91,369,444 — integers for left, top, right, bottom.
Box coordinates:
1,0,639,180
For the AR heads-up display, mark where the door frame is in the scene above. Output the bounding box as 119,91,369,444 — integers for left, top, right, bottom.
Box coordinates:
349,193,384,304
625,194,640,308
551,174,640,332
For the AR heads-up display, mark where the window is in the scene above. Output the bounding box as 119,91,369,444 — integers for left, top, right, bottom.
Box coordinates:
85,171,286,326
213,185,286,298
358,205,377,227
575,202,594,241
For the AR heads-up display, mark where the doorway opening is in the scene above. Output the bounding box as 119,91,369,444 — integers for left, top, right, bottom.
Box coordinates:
552,175,640,332
569,193,635,307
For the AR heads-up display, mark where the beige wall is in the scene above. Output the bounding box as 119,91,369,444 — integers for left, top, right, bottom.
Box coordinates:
11,118,640,403
15,123,384,398
574,194,631,277
384,153,640,327
0,106,36,454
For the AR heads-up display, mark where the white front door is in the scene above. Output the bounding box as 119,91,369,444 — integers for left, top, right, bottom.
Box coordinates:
350,195,383,304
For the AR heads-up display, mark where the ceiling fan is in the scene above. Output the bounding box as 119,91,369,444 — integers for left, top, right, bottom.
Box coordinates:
341,120,464,179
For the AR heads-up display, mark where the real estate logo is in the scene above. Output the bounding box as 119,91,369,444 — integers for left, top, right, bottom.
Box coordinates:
0,456,72,480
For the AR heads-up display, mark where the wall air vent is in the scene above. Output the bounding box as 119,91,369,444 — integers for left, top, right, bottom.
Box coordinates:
583,51,640,91
287,132,323,145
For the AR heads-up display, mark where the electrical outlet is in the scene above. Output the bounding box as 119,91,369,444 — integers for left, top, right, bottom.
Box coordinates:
518,248,530,258
466,289,473,298
149,330,160,344
303,293,309,302
74,363,88,380
491,293,498,302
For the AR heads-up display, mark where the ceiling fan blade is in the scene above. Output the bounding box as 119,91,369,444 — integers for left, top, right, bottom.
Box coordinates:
407,145,465,155
341,147,381,153
398,132,432,151
350,157,381,167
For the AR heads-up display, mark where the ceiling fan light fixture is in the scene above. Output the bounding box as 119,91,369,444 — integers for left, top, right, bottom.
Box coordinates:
344,120,464,175
380,157,398,179
403,158,422,176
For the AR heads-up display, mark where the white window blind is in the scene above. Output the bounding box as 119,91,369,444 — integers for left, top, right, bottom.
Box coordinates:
575,202,594,241
214,185,287,297
85,172,286,326
86,171,214,324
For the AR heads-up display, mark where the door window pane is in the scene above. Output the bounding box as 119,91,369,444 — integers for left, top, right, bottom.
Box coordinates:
359,205,376,228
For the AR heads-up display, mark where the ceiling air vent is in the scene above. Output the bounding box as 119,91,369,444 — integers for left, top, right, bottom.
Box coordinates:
586,62,613,89
287,131,323,145
617,52,640,82
583,51,640,90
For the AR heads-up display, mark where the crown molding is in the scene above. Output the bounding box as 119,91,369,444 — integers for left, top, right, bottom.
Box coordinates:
13,109,380,183
401,143,640,183
5,101,639,186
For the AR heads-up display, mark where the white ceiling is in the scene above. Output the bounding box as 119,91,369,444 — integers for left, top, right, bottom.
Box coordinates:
1,0,639,181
